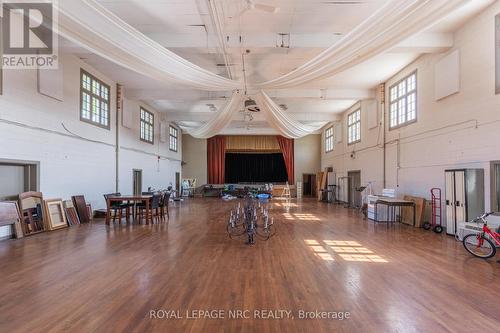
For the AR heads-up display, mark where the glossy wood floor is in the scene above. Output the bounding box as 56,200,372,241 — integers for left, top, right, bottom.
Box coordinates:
1,198,499,333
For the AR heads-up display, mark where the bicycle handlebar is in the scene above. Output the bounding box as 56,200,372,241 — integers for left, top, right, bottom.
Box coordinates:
471,212,495,223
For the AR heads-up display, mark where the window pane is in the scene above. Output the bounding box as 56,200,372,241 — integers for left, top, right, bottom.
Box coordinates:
82,93,90,119
92,97,99,122
407,92,416,121
398,98,406,124
390,86,397,102
407,74,416,91
398,81,406,97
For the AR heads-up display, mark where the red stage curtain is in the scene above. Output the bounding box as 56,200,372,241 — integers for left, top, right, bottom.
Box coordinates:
276,136,294,185
207,136,226,184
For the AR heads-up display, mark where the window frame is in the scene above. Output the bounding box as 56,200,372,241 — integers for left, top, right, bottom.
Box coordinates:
140,107,155,144
169,125,178,152
389,70,418,130
347,109,361,145
79,69,111,130
325,126,334,153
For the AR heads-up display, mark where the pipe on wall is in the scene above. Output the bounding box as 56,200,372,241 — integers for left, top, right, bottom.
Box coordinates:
116,84,123,192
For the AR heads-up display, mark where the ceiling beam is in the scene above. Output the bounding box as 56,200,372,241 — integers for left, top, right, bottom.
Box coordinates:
166,112,340,122
145,32,453,53
126,88,374,101
263,88,375,100
389,33,454,53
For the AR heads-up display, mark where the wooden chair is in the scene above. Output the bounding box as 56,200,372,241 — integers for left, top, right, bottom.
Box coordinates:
18,191,45,235
103,193,132,223
136,193,161,224
160,191,171,219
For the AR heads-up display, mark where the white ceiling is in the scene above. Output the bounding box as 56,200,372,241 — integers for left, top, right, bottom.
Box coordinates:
64,0,494,135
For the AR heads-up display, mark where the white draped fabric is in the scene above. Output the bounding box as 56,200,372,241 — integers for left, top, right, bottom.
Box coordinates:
56,0,241,91
56,0,470,91
255,0,469,89
186,91,244,139
56,0,473,138
254,91,324,139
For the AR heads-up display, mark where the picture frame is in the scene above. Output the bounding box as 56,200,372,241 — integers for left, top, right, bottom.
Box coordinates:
63,200,80,226
43,199,68,230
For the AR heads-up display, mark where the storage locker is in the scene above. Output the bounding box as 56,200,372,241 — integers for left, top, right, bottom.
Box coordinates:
445,169,484,235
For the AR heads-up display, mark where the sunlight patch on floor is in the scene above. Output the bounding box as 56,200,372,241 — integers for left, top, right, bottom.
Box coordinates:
284,213,320,221
338,254,388,263
305,242,335,261
274,202,298,208
304,240,388,263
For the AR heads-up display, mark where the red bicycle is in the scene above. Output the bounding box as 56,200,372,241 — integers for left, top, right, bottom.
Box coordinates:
462,212,500,259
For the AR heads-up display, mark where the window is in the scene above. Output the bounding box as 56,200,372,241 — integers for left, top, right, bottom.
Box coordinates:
325,126,334,152
347,109,361,144
140,108,154,144
169,126,178,152
80,69,110,129
389,71,417,129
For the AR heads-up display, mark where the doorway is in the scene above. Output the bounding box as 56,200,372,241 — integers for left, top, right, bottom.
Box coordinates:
133,169,142,196
348,170,361,208
175,172,181,195
302,174,317,197
0,160,39,239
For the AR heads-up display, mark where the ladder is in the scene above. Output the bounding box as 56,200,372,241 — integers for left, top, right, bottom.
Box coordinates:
281,182,291,199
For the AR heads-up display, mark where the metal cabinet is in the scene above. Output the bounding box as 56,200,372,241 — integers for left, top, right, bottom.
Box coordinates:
445,169,484,235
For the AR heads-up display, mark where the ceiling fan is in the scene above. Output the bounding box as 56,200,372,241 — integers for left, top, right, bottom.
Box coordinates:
236,0,280,17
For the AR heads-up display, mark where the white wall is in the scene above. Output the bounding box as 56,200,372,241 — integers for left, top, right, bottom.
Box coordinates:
321,99,384,194
0,52,181,237
181,134,207,186
321,2,500,212
295,134,321,183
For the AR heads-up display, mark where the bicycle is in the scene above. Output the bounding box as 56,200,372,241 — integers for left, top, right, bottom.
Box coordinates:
462,212,500,259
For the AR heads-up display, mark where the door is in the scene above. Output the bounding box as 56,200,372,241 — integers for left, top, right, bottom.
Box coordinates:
348,171,361,208
445,171,456,235
454,171,466,225
303,174,311,196
175,172,181,195
311,175,317,198
133,169,142,196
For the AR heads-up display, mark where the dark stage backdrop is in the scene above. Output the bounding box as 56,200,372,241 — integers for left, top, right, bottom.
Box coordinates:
225,153,288,183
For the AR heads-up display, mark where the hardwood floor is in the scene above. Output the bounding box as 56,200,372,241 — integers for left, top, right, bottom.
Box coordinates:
1,198,499,333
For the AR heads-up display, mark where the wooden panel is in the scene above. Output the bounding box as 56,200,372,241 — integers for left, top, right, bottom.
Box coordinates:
64,200,80,226
226,135,280,152
402,195,426,227
72,195,90,223
0,201,23,238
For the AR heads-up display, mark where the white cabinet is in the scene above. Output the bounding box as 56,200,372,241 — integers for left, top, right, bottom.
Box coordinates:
445,169,484,235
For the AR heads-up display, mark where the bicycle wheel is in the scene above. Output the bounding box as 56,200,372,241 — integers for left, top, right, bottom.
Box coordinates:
463,234,496,258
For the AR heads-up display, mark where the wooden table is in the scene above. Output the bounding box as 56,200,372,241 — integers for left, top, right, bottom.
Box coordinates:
105,195,152,225
374,198,416,226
